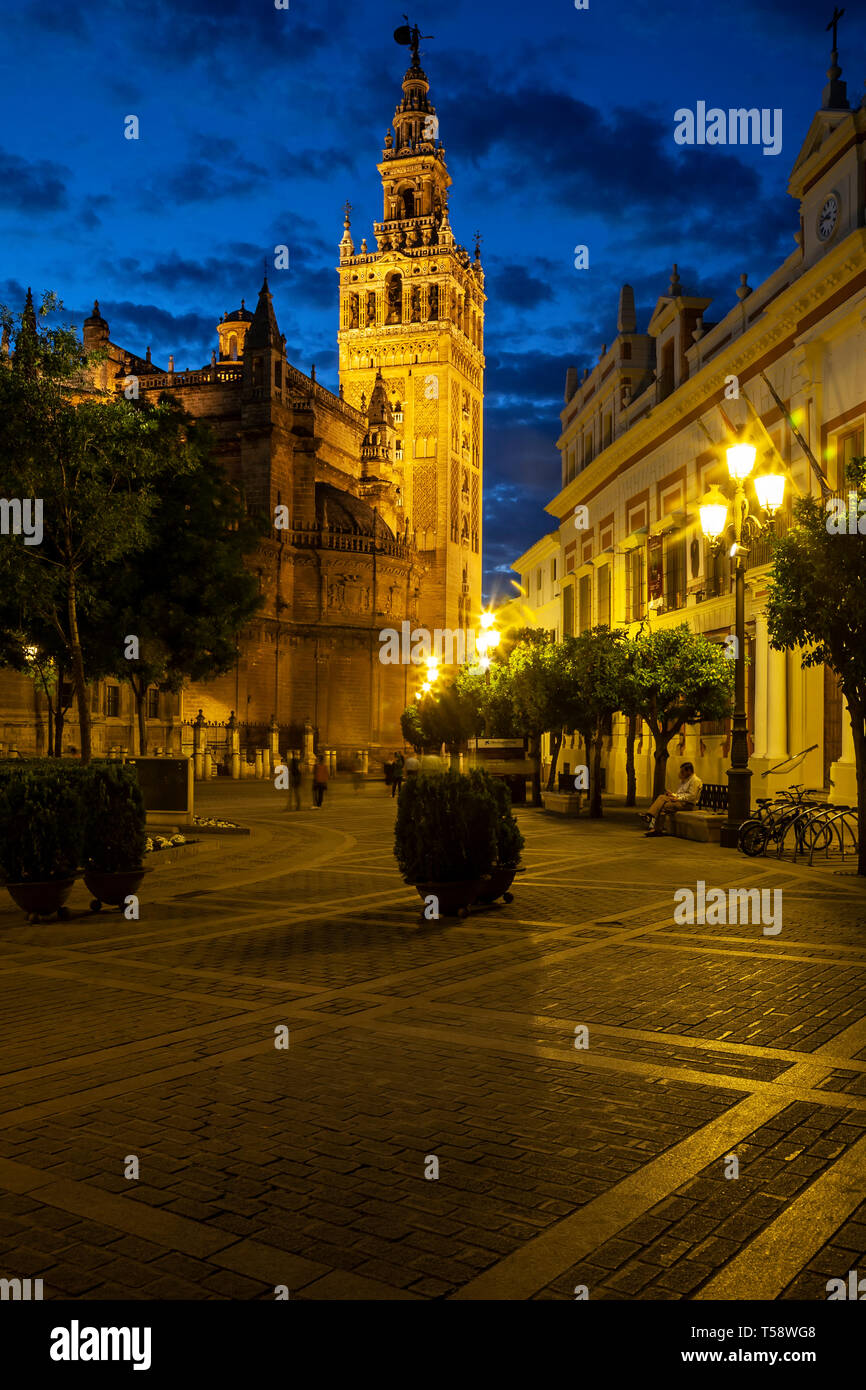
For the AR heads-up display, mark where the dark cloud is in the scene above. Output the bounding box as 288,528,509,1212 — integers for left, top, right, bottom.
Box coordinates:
487,262,556,310
91,300,216,358
0,149,68,213
486,349,573,408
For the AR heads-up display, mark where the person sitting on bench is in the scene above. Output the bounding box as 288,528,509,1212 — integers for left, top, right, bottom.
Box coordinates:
640,762,702,836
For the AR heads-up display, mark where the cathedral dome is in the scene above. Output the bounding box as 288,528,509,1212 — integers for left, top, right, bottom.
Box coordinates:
316,482,395,540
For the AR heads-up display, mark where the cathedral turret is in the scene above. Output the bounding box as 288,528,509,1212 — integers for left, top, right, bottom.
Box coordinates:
244,275,285,398
360,369,400,528
83,299,110,353
217,298,254,361
339,201,355,263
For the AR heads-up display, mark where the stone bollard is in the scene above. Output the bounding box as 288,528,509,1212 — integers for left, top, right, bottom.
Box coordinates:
361,750,369,774
228,712,240,780
255,748,264,779
203,750,213,780
328,748,337,775
193,709,205,781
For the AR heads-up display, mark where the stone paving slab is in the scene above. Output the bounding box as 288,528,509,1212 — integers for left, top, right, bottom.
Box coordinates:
0,784,863,1300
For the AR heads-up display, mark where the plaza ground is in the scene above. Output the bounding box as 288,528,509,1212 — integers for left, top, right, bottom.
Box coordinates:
0,777,864,1301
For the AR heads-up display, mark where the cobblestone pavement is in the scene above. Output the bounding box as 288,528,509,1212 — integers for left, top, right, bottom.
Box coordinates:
0,779,864,1301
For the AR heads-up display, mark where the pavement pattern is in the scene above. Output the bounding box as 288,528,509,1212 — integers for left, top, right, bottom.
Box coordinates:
0,777,864,1301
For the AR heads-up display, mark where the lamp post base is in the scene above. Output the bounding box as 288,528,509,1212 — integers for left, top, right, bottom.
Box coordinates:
720,765,753,849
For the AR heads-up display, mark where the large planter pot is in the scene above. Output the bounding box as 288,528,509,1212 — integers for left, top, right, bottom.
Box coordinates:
84,866,151,912
410,878,483,918
4,877,77,922
476,865,524,905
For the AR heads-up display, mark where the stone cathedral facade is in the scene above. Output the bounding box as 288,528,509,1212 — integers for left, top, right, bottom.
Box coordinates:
0,40,484,763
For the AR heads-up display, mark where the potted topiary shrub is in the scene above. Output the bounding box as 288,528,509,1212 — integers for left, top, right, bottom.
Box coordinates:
394,770,498,917
470,771,525,904
82,765,149,913
0,767,83,920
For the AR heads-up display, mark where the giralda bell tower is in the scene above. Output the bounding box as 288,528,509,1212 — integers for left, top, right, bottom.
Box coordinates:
337,21,485,635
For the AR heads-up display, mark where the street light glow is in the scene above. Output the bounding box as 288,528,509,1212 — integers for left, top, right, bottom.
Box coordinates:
699,484,729,540
726,441,757,482
754,469,786,515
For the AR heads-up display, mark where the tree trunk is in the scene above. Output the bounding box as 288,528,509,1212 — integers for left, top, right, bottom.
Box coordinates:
54,706,65,757
589,733,604,818
131,677,148,756
625,713,637,806
66,573,91,762
652,730,671,798
529,732,542,806
44,694,55,756
546,729,563,790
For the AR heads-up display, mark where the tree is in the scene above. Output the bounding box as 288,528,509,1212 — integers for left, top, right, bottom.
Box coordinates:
567,627,630,817
0,294,194,760
628,624,734,798
410,679,483,756
506,630,578,806
455,659,520,741
93,411,262,753
765,459,866,874
400,704,424,750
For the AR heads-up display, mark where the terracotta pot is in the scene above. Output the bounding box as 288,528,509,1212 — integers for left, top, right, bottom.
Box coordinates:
84,866,151,912
413,878,483,918
475,865,523,905
4,877,77,922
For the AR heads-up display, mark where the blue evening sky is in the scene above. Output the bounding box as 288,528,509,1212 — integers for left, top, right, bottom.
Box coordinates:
1,0,863,597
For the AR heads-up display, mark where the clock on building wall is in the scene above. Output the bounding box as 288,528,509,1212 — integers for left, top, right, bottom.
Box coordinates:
816,192,840,242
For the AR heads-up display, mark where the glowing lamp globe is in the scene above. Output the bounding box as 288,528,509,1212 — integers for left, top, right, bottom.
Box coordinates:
754,470,785,515
726,442,756,481
699,484,729,541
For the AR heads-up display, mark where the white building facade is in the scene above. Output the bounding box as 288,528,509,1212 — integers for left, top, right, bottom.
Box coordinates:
513,51,866,805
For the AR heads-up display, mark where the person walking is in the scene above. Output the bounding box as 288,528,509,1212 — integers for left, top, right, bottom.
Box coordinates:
404,750,420,778
285,754,301,811
391,751,404,797
313,752,329,808
383,754,395,796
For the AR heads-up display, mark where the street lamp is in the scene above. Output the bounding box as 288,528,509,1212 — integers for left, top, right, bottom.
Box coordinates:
699,438,786,848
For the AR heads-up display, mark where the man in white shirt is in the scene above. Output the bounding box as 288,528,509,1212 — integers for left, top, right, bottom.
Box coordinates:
640,762,703,836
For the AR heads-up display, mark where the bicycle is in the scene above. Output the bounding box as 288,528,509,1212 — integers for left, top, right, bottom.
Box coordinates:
737,785,826,857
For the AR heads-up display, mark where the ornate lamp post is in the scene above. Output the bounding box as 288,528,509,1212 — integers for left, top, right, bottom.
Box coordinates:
699,440,786,848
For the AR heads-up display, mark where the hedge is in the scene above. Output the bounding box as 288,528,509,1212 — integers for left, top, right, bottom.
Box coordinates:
0,761,146,882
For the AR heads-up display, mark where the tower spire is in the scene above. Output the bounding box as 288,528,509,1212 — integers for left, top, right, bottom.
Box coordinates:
822,6,849,109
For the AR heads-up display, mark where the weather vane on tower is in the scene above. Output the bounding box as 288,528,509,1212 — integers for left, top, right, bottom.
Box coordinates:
826,5,844,52
393,15,433,65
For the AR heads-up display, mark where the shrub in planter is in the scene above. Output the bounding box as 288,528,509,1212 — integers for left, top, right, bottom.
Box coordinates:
80,765,148,912
394,770,498,889
81,765,146,873
0,768,83,885
468,770,524,868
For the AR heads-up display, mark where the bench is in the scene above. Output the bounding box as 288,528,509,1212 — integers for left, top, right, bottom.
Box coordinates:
542,791,581,816
670,782,729,843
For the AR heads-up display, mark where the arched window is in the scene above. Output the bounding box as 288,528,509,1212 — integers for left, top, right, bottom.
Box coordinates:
402,187,415,218
228,335,238,361
385,274,403,325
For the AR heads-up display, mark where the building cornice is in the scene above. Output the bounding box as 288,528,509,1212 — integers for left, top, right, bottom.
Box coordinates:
545,228,866,521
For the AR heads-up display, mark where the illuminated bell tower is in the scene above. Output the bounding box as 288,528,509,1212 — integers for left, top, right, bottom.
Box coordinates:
337,25,485,634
